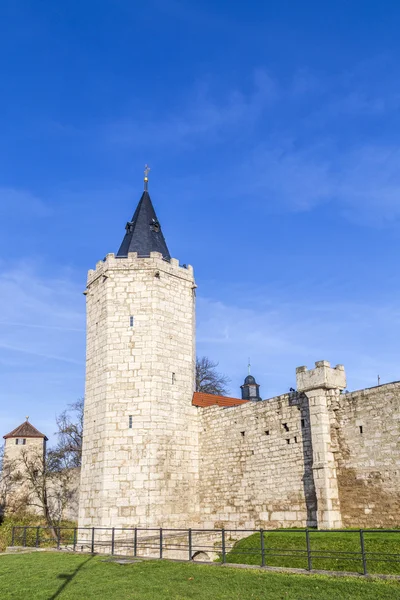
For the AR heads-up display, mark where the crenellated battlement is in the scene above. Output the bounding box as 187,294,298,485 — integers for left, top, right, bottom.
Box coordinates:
296,360,346,393
87,251,194,287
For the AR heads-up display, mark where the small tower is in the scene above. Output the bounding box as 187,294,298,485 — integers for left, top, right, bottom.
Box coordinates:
3,418,47,463
241,374,262,401
78,168,199,530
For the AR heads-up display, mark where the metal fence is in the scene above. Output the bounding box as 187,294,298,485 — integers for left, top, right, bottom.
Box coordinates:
11,526,400,576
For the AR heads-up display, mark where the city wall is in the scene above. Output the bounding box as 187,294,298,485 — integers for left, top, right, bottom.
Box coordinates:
198,391,317,530
332,382,400,528
197,365,400,530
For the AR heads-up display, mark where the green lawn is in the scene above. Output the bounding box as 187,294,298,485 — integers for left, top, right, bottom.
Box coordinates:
0,553,399,600
224,530,400,575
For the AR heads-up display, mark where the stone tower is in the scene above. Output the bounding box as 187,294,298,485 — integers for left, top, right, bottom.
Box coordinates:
3,419,47,463
78,174,199,530
240,374,261,401
2,419,48,513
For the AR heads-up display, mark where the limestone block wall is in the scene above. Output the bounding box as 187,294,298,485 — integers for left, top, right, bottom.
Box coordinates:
4,436,45,463
296,362,345,529
78,252,199,530
198,393,317,529
332,382,400,528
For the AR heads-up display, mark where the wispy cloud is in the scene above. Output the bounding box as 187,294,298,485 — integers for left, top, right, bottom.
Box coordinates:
231,140,400,223
0,187,50,217
0,262,85,438
197,292,400,398
101,59,400,224
107,69,278,148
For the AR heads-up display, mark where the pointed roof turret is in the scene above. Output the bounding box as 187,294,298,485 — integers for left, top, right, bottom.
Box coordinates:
4,418,48,441
117,165,171,260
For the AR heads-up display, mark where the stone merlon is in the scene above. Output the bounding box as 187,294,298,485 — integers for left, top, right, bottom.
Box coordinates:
296,360,346,393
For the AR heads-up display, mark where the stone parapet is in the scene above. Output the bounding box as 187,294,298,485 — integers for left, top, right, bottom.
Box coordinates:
296,361,346,393
87,252,194,287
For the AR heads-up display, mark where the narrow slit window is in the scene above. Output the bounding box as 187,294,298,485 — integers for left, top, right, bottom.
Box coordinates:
128,415,133,429
241,431,245,437
283,423,289,432
301,419,305,428
265,430,270,436
286,438,290,444
294,436,298,443
172,373,176,384
359,425,363,434
129,316,134,327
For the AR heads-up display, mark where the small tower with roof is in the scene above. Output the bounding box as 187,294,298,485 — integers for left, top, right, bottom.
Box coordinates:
3,418,48,463
240,363,262,401
78,168,199,531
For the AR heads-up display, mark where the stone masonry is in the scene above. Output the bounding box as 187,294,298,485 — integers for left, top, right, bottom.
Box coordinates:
78,252,199,529
76,182,400,533
196,364,400,530
296,361,345,529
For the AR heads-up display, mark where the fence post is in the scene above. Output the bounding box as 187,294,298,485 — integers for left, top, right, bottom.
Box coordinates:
360,529,367,576
91,527,95,554
305,529,312,571
188,529,192,561
23,527,27,548
11,527,15,546
73,528,77,552
159,528,163,559
134,528,137,557
35,526,40,548
221,529,226,564
57,527,61,550
111,528,115,555
260,529,265,567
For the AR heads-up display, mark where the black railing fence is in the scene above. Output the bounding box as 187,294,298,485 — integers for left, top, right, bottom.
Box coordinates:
11,526,400,576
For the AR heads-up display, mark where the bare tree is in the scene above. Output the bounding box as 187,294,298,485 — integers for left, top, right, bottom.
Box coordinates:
196,356,231,396
54,398,84,469
0,447,15,518
4,447,77,537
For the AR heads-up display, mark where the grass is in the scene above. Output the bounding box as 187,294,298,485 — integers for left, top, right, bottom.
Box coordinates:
0,516,76,552
224,530,400,575
0,552,399,600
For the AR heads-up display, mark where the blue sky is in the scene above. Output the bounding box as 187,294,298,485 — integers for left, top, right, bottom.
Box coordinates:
1,0,400,441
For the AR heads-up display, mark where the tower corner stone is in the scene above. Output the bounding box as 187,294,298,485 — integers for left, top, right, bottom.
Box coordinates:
296,361,345,529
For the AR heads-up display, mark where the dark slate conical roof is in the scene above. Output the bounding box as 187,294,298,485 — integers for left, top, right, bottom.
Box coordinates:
117,190,171,260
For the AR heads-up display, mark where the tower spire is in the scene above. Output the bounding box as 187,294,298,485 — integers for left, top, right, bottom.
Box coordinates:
116,166,171,260
144,164,150,192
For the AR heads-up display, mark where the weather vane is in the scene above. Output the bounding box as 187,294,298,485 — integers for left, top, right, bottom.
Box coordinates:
144,164,150,190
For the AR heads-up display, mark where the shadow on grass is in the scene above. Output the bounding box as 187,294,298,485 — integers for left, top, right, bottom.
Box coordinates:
48,555,94,600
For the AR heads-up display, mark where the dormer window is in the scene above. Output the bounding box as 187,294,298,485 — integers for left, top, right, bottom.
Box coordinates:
15,438,26,445
150,218,160,233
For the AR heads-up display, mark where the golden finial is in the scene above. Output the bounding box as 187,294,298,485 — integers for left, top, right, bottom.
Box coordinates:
144,164,150,190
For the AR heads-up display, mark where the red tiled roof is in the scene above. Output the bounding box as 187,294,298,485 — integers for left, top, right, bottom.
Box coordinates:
192,392,249,408
3,420,48,440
